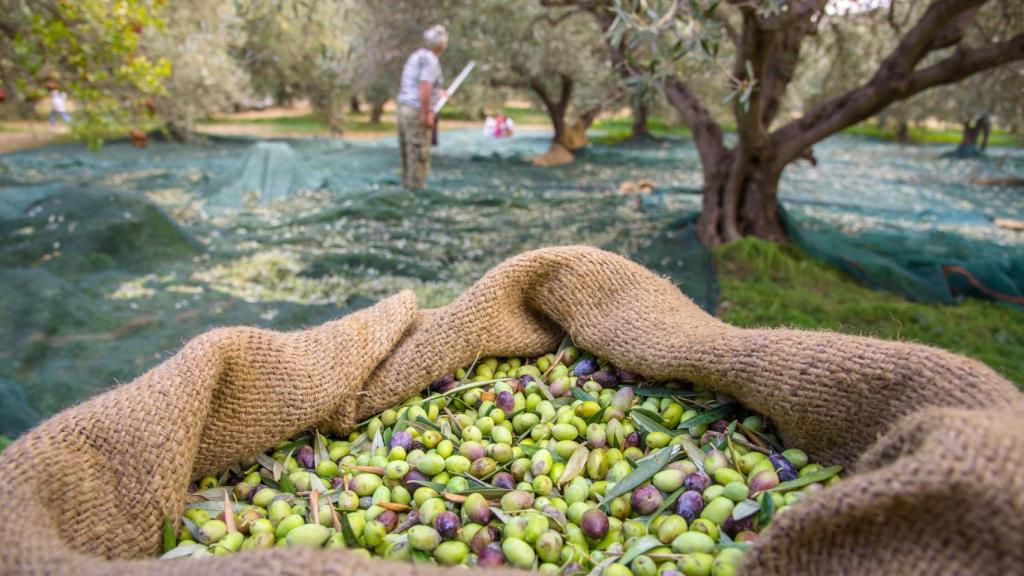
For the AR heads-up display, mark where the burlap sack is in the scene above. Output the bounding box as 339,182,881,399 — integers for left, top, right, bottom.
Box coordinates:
1,246,1021,576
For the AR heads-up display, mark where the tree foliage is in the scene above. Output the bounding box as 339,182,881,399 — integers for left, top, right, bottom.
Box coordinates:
0,0,170,147
143,0,249,137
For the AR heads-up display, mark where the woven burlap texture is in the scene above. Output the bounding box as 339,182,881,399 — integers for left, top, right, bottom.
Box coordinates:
1,246,1021,576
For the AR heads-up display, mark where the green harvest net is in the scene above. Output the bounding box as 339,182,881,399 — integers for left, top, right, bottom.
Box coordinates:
0,128,1021,436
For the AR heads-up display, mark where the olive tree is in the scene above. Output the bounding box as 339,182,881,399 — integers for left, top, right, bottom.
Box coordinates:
0,0,169,147
456,0,619,160
143,0,249,138
554,0,1024,244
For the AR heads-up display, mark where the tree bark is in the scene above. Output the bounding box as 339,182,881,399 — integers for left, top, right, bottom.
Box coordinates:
632,100,649,138
370,101,385,124
529,74,573,148
953,114,990,157
350,96,361,114
896,121,911,143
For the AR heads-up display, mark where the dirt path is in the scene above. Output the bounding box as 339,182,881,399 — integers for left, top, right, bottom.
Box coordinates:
1,109,551,154
0,122,70,154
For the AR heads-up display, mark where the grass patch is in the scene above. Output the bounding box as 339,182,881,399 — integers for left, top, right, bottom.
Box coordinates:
844,122,1021,147
590,117,694,145
714,238,1024,387
203,114,393,134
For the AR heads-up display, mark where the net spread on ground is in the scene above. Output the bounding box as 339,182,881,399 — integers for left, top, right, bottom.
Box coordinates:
1,129,1021,434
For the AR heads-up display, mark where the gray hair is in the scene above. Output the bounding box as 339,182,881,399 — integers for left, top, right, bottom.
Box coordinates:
424,25,448,50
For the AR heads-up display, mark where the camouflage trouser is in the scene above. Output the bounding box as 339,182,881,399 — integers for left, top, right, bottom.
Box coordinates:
397,104,431,189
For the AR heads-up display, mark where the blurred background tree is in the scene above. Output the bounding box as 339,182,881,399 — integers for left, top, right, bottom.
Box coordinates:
0,0,170,147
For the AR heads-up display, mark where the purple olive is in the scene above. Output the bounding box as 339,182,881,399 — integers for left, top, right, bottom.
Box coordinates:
614,367,637,383
611,387,635,411
573,358,598,377
431,373,456,391
460,441,486,462
749,470,780,494
495,391,515,412
710,419,730,433
722,514,753,537
623,431,641,450
434,511,461,539
492,471,516,489
296,445,315,469
409,440,425,452
464,493,492,525
403,469,430,489
377,510,398,532
590,370,619,387
769,453,799,482
631,485,663,515
699,431,726,450
683,472,711,493
470,525,501,554
674,490,704,523
389,430,413,451
330,477,345,489
478,542,506,566
580,508,610,540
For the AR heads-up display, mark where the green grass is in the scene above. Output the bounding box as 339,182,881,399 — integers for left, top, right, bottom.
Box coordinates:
714,238,1024,387
0,435,9,452
832,123,1020,147
203,113,394,134
590,116,694,145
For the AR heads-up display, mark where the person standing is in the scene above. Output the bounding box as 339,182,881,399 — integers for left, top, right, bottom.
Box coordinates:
47,82,72,126
397,25,447,189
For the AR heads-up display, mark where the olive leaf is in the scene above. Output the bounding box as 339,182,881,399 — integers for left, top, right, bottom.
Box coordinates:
313,430,329,467
255,453,283,482
184,500,225,513
586,556,618,576
519,444,541,457
339,513,359,547
630,408,666,425
570,387,597,402
159,543,204,560
558,444,590,487
619,535,663,565
769,465,842,493
308,472,328,493
180,516,201,541
162,516,177,553
415,416,442,431
411,549,433,563
732,498,760,521
599,444,680,510
278,471,297,494
758,491,775,526
679,402,736,428
190,487,230,501
454,487,516,498
489,506,513,524
630,411,679,437
583,406,606,425
371,428,385,454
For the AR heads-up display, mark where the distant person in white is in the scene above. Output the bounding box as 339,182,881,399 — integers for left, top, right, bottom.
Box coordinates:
397,25,447,189
49,87,71,126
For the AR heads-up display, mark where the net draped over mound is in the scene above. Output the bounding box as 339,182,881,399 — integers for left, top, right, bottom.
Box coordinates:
0,246,1020,575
